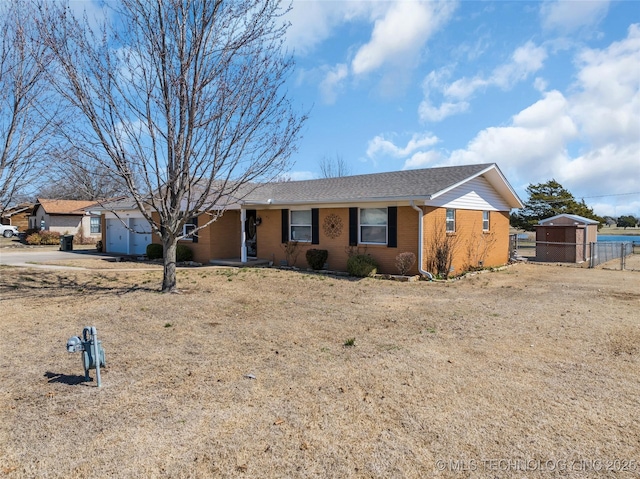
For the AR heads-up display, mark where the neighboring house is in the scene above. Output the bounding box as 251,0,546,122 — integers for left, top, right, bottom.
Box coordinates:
101,163,523,276
1,203,34,231
30,199,103,241
535,214,599,264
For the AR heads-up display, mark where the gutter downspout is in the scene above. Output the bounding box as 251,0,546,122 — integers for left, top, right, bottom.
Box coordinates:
410,200,433,280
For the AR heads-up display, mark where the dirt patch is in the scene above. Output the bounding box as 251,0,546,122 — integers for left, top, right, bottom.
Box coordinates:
0,263,639,478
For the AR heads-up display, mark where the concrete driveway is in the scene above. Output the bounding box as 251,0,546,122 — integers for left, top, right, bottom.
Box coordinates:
0,247,110,270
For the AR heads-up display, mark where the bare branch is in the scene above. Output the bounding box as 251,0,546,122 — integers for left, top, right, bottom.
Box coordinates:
319,153,351,178
40,0,306,291
0,0,58,213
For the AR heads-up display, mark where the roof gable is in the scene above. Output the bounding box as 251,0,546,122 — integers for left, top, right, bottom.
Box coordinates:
35,199,100,215
244,163,522,209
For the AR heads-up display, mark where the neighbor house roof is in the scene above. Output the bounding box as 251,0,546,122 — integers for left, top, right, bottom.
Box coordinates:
1,203,34,217
35,199,101,215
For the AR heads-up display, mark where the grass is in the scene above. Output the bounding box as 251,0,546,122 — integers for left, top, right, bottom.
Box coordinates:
0,263,639,478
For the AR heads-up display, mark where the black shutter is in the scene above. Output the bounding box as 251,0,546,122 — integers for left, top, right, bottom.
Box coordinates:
311,208,319,244
387,206,397,248
192,216,198,243
281,209,289,243
349,207,358,246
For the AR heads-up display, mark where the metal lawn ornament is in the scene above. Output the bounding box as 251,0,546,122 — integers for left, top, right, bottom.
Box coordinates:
66,327,106,387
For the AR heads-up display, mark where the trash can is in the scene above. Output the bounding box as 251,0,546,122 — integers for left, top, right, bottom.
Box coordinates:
60,235,74,251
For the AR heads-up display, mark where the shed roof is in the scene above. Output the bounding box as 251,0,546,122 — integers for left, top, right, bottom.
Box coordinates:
538,214,600,226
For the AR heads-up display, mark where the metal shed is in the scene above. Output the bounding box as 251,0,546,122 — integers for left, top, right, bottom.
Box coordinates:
535,214,599,263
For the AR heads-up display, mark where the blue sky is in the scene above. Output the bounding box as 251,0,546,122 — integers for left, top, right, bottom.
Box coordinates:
282,0,640,217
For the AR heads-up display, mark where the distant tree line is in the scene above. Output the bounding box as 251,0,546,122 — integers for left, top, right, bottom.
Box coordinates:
615,215,639,229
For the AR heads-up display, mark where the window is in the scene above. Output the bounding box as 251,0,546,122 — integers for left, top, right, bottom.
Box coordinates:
446,209,456,233
482,211,490,231
290,210,312,242
90,216,101,234
183,216,198,242
360,207,387,244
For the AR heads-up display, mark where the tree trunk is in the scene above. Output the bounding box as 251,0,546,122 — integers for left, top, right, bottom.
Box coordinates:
162,234,178,293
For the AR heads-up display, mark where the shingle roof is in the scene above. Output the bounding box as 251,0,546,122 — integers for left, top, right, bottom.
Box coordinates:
89,163,523,212
36,199,100,215
244,163,495,204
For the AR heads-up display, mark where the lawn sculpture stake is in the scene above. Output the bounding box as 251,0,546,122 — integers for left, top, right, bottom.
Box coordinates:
66,327,106,387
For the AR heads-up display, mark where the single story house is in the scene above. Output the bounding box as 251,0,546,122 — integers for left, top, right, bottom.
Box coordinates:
1,203,34,231
30,199,103,241
535,213,599,263
101,163,523,276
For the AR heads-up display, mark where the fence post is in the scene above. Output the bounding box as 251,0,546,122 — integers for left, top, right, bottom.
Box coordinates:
621,243,625,270
589,242,594,268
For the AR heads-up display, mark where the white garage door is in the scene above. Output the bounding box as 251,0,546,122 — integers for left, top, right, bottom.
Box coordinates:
129,218,152,255
106,219,129,254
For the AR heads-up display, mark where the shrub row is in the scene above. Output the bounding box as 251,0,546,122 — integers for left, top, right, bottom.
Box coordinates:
24,230,61,245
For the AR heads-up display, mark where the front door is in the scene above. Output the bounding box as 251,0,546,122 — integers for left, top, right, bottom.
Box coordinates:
245,210,257,257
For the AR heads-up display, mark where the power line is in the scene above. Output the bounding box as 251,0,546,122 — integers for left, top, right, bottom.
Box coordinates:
579,192,640,199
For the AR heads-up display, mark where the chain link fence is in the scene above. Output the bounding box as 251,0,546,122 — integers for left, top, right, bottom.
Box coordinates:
511,234,639,271
590,241,635,269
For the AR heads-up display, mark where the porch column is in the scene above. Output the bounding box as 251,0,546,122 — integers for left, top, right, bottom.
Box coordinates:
240,208,247,263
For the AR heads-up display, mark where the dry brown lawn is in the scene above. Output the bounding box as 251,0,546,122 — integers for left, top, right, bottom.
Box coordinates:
0,261,639,478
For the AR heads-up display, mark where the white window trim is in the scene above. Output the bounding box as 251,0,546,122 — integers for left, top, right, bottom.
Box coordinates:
359,207,388,245
90,216,101,234
183,220,196,241
290,209,312,243
446,209,456,233
482,211,490,232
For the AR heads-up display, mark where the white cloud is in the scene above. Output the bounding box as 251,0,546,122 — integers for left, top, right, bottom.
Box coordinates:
570,24,640,146
284,1,377,56
403,150,443,169
440,25,640,215
540,0,610,33
447,91,578,178
420,41,547,122
288,1,457,103
445,42,547,100
351,1,457,76
319,64,348,104
418,100,469,122
533,77,548,92
367,132,439,159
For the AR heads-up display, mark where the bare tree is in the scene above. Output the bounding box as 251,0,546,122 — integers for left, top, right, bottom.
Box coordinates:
0,0,56,214
319,153,351,178
40,0,306,292
425,221,459,279
37,147,129,200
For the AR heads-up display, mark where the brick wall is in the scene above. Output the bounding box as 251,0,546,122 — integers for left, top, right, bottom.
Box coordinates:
149,205,511,275
422,207,510,275
256,206,421,275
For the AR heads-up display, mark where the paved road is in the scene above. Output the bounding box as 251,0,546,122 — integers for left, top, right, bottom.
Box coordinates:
0,247,110,270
